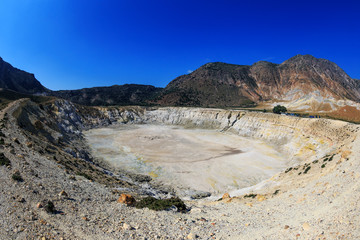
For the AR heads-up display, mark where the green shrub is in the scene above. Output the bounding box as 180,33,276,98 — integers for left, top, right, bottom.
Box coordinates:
135,197,187,212
0,153,10,166
272,105,287,114
304,166,311,174
244,194,257,198
12,171,23,182
44,201,56,214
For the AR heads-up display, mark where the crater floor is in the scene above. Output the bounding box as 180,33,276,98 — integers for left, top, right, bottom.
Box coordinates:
84,124,288,197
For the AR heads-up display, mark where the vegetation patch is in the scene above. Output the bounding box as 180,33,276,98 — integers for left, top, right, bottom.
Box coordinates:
273,190,280,195
12,171,23,182
285,167,293,173
135,197,187,212
303,166,311,174
244,194,257,199
44,200,56,214
0,153,11,166
272,105,287,114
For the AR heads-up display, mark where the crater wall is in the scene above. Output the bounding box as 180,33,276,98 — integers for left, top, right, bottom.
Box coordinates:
49,100,359,166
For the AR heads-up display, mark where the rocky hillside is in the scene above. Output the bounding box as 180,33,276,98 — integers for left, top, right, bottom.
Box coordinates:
52,84,162,106
155,55,360,109
0,57,48,94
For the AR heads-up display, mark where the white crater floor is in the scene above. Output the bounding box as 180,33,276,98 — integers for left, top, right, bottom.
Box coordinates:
84,124,288,196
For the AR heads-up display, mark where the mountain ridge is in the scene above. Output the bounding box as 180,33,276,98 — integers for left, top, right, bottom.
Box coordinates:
153,54,360,109
1,55,359,110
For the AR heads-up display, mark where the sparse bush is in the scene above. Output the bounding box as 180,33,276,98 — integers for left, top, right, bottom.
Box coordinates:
272,105,287,114
0,153,10,166
12,171,23,182
244,194,257,198
44,200,56,214
321,164,326,168
135,197,187,212
304,166,311,174
273,190,280,195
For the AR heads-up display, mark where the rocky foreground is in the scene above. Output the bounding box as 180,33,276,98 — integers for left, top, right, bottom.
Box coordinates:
1,98,360,239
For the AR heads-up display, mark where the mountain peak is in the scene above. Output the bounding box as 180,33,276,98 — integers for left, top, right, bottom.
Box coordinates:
281,54,318,64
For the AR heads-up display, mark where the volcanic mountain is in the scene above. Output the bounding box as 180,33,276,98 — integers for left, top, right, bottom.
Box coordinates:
155,55,360,109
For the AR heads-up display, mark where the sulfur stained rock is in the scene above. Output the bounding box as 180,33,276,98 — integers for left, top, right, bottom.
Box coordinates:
117,194,136,206
222,193,230,200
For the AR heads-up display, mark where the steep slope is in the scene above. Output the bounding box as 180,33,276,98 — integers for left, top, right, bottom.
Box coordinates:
0,57,48,94
156,55,360,109
275,55,360,103
52,84,163,106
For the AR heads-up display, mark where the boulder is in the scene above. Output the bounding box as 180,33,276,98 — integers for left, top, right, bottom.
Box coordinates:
222,193,230,199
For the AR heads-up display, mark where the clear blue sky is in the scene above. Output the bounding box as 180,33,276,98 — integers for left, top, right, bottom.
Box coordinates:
0,0,359,90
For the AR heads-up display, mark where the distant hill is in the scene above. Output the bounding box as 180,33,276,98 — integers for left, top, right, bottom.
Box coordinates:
0,57,48,94
52,84,163,106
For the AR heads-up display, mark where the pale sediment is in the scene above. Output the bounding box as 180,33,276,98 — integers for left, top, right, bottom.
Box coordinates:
84,124,288,198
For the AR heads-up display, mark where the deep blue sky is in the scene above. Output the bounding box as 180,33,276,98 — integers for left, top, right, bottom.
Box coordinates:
0,0,359,90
